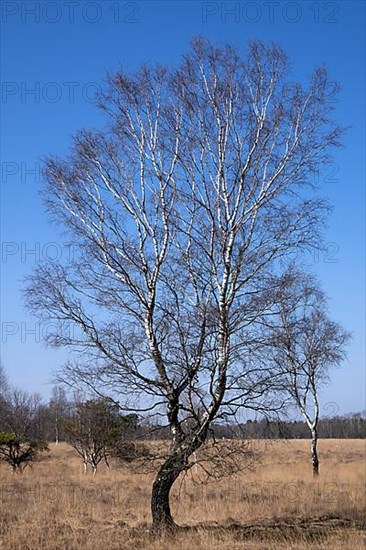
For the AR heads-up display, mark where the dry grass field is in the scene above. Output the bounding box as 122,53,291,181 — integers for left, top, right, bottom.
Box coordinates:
0,439,364,549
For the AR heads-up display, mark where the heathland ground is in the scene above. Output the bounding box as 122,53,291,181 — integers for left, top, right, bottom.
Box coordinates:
0,439,364,549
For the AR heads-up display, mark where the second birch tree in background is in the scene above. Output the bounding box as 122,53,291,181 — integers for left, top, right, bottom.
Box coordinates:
263,270,350,476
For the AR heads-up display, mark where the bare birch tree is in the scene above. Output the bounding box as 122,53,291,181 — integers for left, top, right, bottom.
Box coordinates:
64,398,132,475
1,389,43,439
262,270,350,476
48,385,70,444
0,366,9,398
25,39,344,532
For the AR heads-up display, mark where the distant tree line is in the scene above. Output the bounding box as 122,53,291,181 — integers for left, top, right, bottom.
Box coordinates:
1,366,364,446
143,415,366,441
210,414,366,440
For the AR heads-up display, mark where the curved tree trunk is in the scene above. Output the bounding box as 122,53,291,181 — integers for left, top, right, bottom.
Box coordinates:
311,427,319,476
151,453,186,534
151,430,209,534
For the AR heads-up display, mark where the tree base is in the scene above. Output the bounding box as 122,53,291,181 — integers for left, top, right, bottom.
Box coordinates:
150,519,179,537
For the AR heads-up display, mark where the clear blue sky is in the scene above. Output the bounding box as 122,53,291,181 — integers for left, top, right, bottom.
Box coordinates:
1,1,365,414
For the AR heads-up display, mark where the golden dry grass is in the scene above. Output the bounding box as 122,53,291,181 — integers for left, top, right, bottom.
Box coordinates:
0,439,365,549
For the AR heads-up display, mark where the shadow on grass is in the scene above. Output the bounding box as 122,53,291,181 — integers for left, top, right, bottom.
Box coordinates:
125,512,365,543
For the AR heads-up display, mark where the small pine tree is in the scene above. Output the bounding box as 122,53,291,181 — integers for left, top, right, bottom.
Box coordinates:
0,431,49,473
